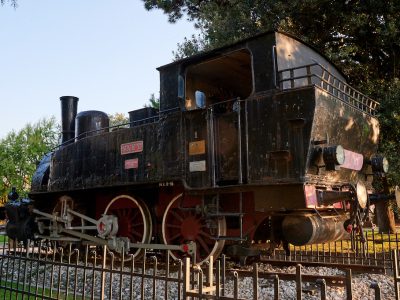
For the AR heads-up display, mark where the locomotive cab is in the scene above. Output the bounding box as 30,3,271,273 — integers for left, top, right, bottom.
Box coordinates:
181,48,254,187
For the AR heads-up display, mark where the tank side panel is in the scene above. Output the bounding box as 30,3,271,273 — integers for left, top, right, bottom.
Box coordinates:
159,111,183,179
247,87,315,183
48,122,165,192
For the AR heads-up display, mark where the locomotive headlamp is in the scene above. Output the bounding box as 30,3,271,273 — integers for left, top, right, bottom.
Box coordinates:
356,181,368,209
370,155,389,173
323,145,345,170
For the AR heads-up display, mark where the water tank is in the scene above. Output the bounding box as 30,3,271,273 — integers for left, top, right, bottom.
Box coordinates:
75,110,109,140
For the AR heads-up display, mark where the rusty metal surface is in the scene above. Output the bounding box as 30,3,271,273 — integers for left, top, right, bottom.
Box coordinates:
48,122,162,191
282,214,349,245
246,88,315,183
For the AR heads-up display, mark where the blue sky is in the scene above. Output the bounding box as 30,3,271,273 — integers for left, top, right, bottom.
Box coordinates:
0,0,196,138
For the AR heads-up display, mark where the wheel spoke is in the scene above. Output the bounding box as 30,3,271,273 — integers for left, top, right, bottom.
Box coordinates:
169,210,184,223
166,223,181,229
196,235,210,254
131,210,139,220
125,209,133,218
113,210,122,218
168,232,182,242
131,229,143,239
198,230,213,240
131,222,144,227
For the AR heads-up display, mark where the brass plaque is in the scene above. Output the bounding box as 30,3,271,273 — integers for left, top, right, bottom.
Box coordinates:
189,140,206,156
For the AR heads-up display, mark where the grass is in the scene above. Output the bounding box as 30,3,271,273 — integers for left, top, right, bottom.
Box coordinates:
0,281,49,300
287,231,400,254
0,235,8,243
0,280,84,300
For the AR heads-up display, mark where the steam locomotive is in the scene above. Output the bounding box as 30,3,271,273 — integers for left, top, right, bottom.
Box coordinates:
2,31,394,263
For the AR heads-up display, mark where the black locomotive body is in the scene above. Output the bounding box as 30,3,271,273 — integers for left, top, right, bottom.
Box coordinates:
4,31,389,262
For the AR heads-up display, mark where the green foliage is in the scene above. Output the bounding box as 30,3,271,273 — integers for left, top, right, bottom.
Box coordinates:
0,0,17,8
173,34,207,60
376,79,400,186
146,93,160,110
144,0,400,82
108,113,129,127
0,118,58,204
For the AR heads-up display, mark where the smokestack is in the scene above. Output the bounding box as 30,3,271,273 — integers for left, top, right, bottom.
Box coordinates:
60,96,79,144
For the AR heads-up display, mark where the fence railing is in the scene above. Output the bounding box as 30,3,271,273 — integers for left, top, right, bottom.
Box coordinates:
278,63,380,116
0,231,396,299
266,229,399,271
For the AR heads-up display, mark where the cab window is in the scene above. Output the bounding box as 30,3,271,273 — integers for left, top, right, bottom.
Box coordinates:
185,49,253,110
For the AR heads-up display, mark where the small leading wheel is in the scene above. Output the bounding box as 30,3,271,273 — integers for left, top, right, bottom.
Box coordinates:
104,195,152,258
162,194,226,264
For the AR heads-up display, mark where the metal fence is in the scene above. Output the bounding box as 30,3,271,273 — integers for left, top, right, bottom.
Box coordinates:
266,229,400,271
0,231,397,300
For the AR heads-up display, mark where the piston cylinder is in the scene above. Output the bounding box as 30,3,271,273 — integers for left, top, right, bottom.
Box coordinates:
282,214,349,245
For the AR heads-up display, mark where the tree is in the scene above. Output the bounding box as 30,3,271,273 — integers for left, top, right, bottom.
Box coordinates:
373,79,400,233
0,118,58,204
1,0,17,8
143,1,400,83
108,113,129,128
108,94,159,129
146,93,160,110
144,0,400,232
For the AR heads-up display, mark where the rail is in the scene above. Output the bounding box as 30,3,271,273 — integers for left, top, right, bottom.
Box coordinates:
278,63,380,116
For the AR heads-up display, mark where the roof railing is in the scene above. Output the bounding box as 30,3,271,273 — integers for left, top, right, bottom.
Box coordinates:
278,63,380,116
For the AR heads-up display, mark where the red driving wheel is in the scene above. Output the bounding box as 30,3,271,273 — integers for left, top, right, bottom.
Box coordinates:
104,195,152,258
162,194,226,264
